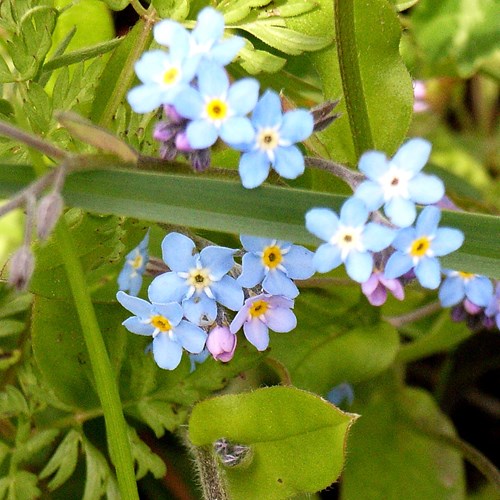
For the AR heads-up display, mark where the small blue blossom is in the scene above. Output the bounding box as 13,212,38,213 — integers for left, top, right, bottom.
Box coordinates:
237,235,314,299
116,291,207,370
154,7,244,68
384,206,464,289
305,197,395,283
118,231,149,296
485,281,500,330
148,232,243,325
439,270,493,308
230,294,296,351
174,62,259,149
189,348,211,372
234,90,314,188
354,138,445,227
326,383,354,407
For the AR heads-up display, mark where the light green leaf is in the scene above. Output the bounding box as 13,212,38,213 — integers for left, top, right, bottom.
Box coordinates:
101,0,130,10
39,429,81,490
189,386,357,499
238,41,286,74
0,56,13,84
1,471,41,500
152,0,190,20
128,427,166,480
221,0,272,24
0,386,29,417
12,429,60,465
261,0,320,18
0,319,25,337
82,438,112,500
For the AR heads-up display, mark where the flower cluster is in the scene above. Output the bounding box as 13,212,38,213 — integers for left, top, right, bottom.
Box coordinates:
127,7,314,188
116,232,314,369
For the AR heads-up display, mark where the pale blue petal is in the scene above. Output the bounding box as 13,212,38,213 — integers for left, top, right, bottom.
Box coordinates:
354,181,385,211
153,302,183,326
210,275,244,311
340,197,369,227
174,87,204,120
161,232,196,271
262,270,299,298
122,317,154,336
243,319,269,351
116,291,152,318
152,334,183,370
416,205,441,236
127,85,163,113
466,277,494,307
363,223,395,252
384,252,414,279
187,120,219,149
199,246,235,279
305,208,339,242
391,227,416,252
408,174,445,204
266,307,297,332
267,295,294,309
210,37,245,65
183,294,217,325
118,266,142,296
432,228,464,256
283,245,315,280
439,276,465,307
345,251,373,283
415,257,441,289
220,117,255,146
384,197,417,228
198,63,229,97
313,243,342,273
193,7,224,44
252,90,282,128
273,145,305,179
227,78,260,115
280,109,314,143
148,273,187,303
391,138,431,174
134,50,170,83
239,150,270,189
174,321,207,353
154,20,188,49
358,151,389,179
240,235,272,252
230,305,249,333
238,253,265,288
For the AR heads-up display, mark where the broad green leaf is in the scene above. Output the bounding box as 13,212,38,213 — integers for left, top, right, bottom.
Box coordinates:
39,429,81,490
102,0,130,10
189,386,357,499
1,164,499,277
152,0,190,20
341,384,466,500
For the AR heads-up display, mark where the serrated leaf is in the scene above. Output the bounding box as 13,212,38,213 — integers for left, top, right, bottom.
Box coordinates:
2,470,41,500
238,41,287,74
0,56,13,84
261,0,319,19
82,438,112,500
152,0,190,20
0,386,29,417
12,429,59,465
128,427,166,480
222,0,273,24
189,386,357,499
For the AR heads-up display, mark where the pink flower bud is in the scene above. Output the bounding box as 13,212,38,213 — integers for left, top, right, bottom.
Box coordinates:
8,246,34,291
206,326,237,362
36,192,63,240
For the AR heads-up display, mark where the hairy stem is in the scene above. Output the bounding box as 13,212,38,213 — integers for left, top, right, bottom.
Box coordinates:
191,444,230,500
305,156,363,190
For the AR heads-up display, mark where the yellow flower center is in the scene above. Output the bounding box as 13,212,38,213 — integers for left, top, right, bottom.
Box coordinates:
150,315,172,332
257,129,279,151
187,268,212,291
163,67,179,85
409,237,431,257
458,271,475,280
249,299,269,318
131,253,143,270
206,99,228,121
262,245,283,269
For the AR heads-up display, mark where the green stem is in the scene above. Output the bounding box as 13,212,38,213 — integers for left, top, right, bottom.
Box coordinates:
55,220,139,500
190,444,230,500
334,0,374,158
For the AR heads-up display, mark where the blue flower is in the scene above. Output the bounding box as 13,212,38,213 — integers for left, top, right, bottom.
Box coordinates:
174,62,259,149
326,383,354,407
154,7,244,68
127,47,198,113
485,281,500,330
384,206,464,289
237,235,314,299
230,294,296,351
439,270,493,307
305,197,395,283
189,348,211,373
117,231,149,296
148,232,243,325
354,138,445,227
116,291,207,370
234,90,314,188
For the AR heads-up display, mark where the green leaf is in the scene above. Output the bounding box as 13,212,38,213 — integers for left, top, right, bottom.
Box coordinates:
341,384,466,500
237,41,287,74
189,386,357,499
39,429,81,490
0,319,25,337
221,0,272,24
82,438,113,500
0,386,29,417
12,429,60,465
152,0,190,20
0,471,41,500
0,56,13,84
128,427,166,480
1,164,499,278
101,0,130,10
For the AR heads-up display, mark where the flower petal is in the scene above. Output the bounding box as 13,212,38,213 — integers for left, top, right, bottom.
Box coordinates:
391,227,416,252
127,84,164,114
415,257,441,289
340,197,369,227
252,90,282,128
273,145,305,179
283,245,315,280
280,109,314,143
408,174,445,204
174,87,204,120
438,276,465,307
153,302,184,326
210,275,244,311
174,320,208,353
384,197,417,228
384,252,414,279
116,291,152,318
193,7,224,44
186,120,219,149
465,276,494,307
210,37,245,65
415,205,441,236
153,334,183,370
220,117,255,146
305,208,339,242
230,305,249,333
238,253,265,288
161,232,196,271
199,246,236,279
148,272,187,304
122,317,154,336
391,138,431,174
313,243,342,273
265,307,297,332
240,235,272,252
227,78,260,115
243,319,269,351
345,250,373,283
197,62,229,97
431,228,464,256
238,150,270,189
358,151,389,179
262,270,299,298
183,294,217,325
363,223,395,252
354,181,384,211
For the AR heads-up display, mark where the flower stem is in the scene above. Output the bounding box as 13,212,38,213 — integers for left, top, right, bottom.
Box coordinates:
190,444,230,500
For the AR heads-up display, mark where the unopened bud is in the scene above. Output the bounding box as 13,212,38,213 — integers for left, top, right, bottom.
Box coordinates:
175,131,193,152
36,192,63,240
8,246,34,291
206,326,237,362
189,148,211,172
311,99,341,132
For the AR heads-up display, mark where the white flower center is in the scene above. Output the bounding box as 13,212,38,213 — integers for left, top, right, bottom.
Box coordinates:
179,263,215,299
329,225,365,261
378,166,413,201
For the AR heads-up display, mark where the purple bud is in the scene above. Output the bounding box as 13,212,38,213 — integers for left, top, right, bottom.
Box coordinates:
8,246,34,291
206,326,237,362
153,122,177,142
163,105,184,124
463,299,482,315
451,305,467,323
189,148,211,172
36,192,63,240
175,131,193,152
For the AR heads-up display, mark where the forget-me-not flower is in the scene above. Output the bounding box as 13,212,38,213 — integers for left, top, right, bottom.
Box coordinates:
118,231,149,296
361,270,405,306
230,294,296,351
148,232,243,325
234,90,314,188
439,270,493,308
237,235,314,299
206,325,237,362
173,62,259,149
485,282,500,330
354,138,445,227
384,206,464,289
116,291,207,370
305,197,395,283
